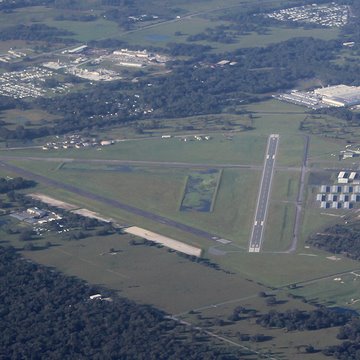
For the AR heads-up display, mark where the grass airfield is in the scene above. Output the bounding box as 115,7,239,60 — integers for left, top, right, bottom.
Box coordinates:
2,100,360,305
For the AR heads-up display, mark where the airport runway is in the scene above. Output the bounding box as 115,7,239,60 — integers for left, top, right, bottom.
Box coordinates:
0,161,228,244
249,134,279,253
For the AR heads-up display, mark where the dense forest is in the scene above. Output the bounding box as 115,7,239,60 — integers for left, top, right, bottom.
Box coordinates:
0,24,75,42
256,308,353,331
324,318,360,359
0,246,243,359
0,177,35,194
307,222,360,261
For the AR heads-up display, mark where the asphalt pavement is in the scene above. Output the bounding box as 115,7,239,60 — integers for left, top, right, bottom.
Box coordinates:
249,134,279,253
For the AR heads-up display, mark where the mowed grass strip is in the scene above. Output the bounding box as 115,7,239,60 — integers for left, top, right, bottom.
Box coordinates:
211,250,360,287
262,201,295,252
2,133,267,165
271,170,300,203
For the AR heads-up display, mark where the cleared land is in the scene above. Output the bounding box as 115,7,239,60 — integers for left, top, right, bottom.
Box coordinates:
28,192,79,210
124,226,203,257
9,233,266,314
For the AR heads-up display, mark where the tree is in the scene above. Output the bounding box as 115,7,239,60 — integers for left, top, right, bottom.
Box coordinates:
19,229,34,241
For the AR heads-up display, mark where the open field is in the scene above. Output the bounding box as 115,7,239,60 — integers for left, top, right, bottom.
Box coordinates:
29,192,79,210
121,14,339,52
179,297,340,360
5,232,266,314
47,18,120,42
99,113,255,139
263,202,296,252
124,226,203,257
271,171,300,203
7,159,261,247
0,6,119,42
0,109,60,129
0,132,268,165
210,249,360,287
291,271,360,311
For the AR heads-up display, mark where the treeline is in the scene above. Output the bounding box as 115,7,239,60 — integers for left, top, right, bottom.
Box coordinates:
0,246,242,359
307,222,360,261
0,24,75,43
256,308,353,331
0,177,35,194
0,0,54,11
141,38,343,118
22,37,358,134
341,1,360,50
323,318,360,359
312,107,360,122
54,14,97,22
3,30,359,140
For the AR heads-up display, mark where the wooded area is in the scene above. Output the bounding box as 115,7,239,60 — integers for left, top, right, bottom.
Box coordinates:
0,246,243,359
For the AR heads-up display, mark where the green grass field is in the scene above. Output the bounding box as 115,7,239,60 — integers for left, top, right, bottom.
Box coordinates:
291,271,360,311
1,133,267,165
180,296,339,360
8,159,261,247
8,231,266,314
120,14,339,52
263,202,296,252
0,108,60,130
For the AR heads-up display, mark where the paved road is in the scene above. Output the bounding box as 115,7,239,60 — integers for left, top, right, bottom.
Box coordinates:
0,161,227,243
249,134,279,253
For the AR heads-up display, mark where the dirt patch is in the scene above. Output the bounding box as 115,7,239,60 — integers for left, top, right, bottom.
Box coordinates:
124,226,202,257
72,208,112,223
28,193,79,210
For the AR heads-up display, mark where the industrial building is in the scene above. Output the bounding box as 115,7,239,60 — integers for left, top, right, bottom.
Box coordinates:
314,85,360,107
276,85,360,109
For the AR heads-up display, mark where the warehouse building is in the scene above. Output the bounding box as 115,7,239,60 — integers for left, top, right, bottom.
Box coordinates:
314,85,360,107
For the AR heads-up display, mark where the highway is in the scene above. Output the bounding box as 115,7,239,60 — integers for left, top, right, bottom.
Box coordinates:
249,134,279,253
